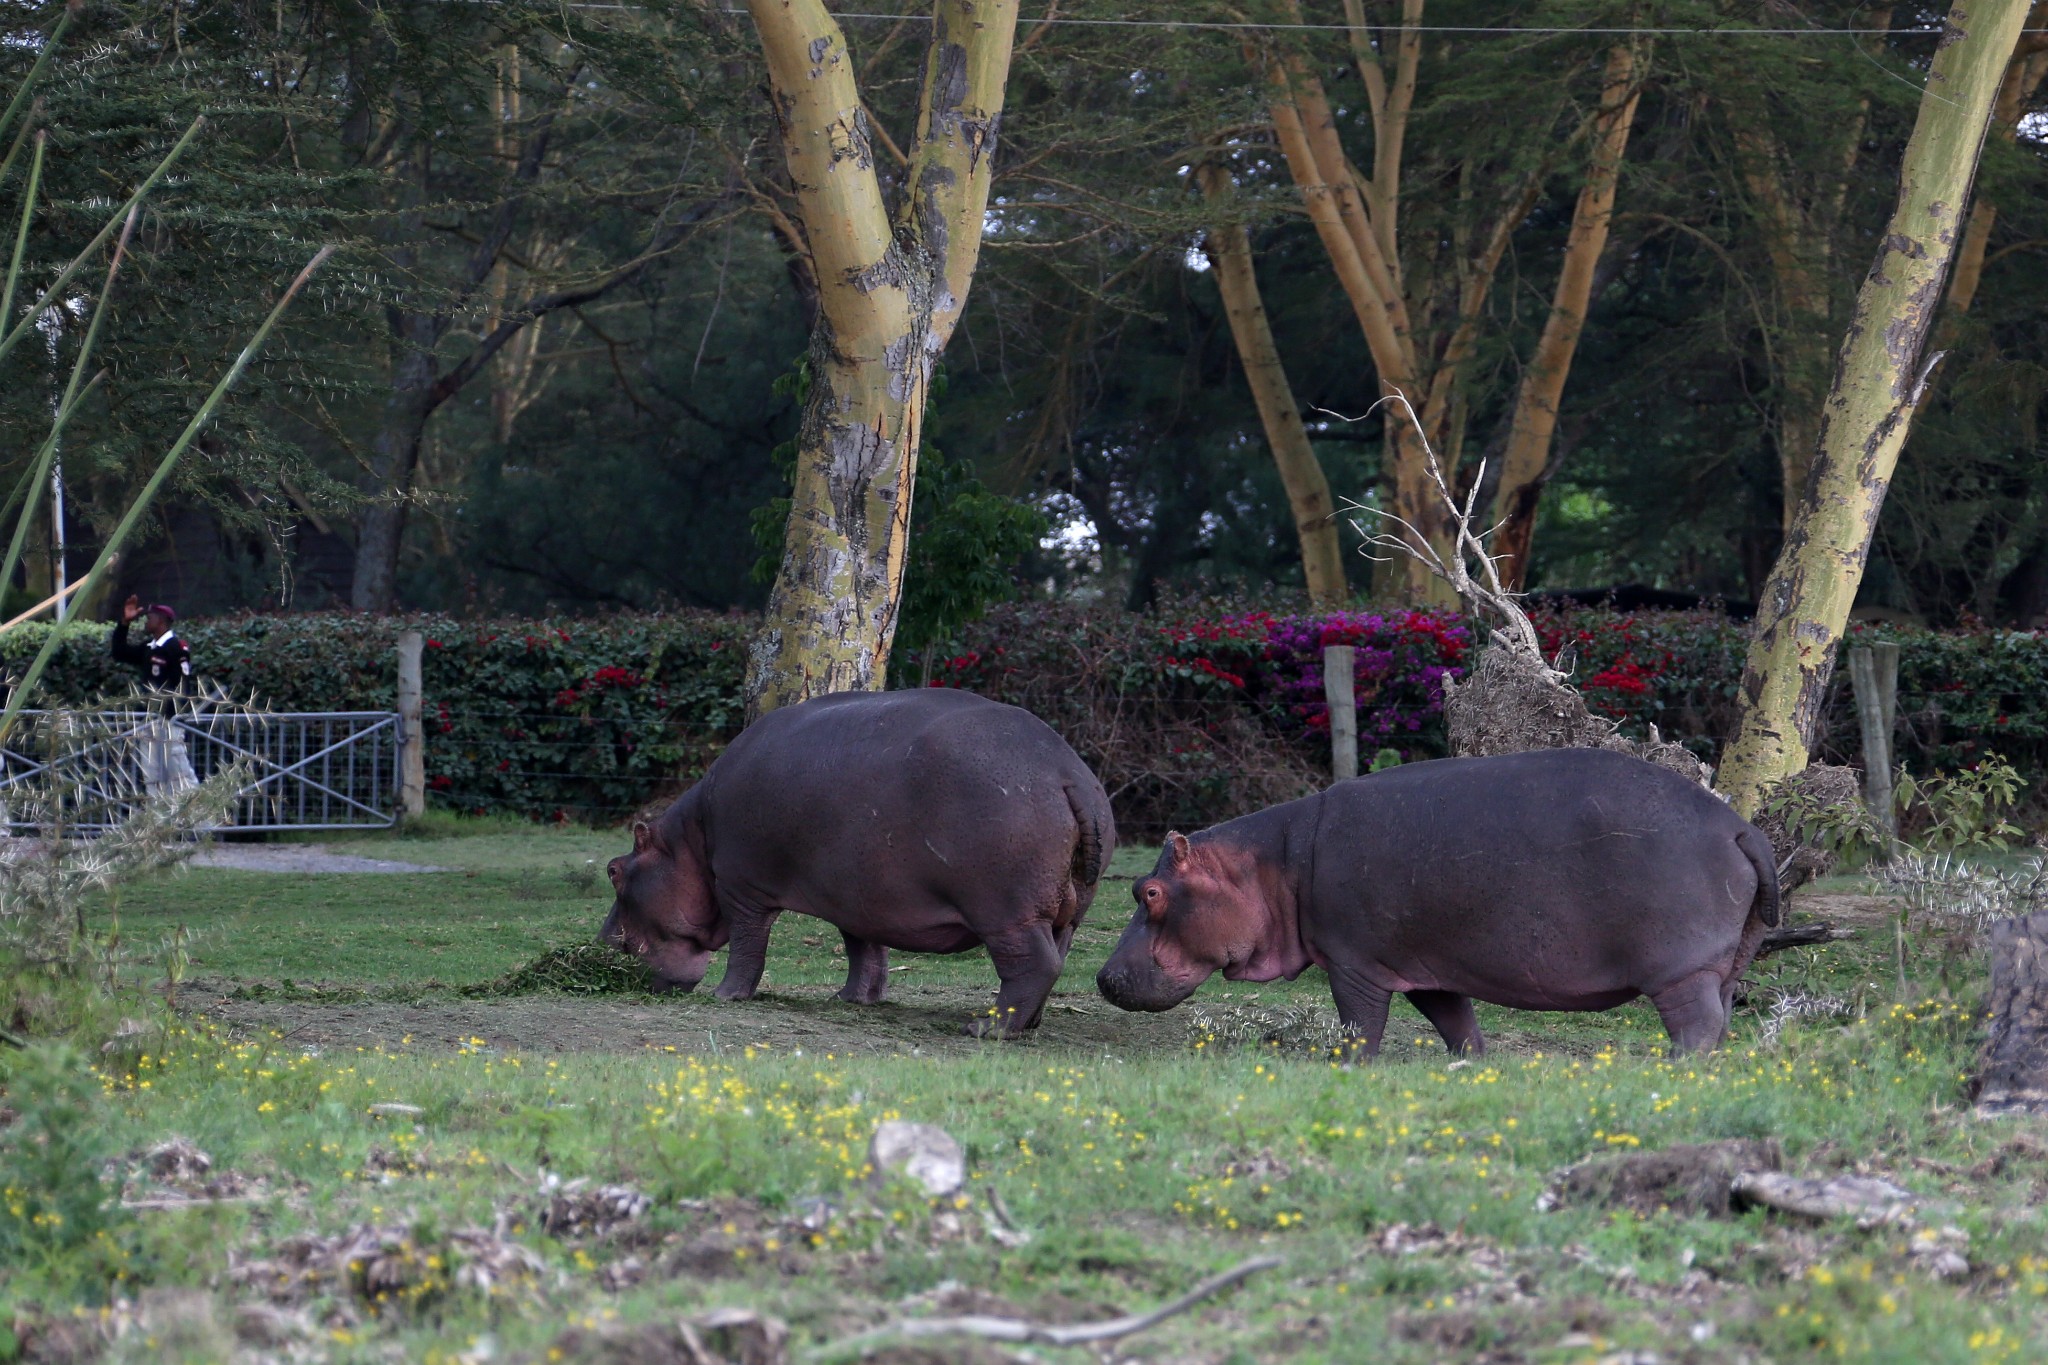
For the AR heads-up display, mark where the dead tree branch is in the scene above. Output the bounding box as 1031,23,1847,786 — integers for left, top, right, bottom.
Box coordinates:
1331,390,1549,669
818,1255,1281,1355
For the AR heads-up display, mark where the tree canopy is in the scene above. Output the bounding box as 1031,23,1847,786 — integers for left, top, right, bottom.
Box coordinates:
0,1,2041,629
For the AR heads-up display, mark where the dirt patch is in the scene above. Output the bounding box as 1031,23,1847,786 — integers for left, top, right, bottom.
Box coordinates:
186,981,1188,1058
189,844,450,874
1544,1139,1784,1218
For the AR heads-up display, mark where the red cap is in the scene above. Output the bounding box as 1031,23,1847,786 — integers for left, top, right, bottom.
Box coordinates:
147,604,176,623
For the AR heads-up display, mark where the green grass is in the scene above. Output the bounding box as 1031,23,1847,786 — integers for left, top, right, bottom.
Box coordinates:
6,995,2042,1363
9,818,2038,1363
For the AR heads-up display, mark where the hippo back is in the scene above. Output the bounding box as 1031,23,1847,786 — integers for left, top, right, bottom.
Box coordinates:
1301,747,1769,1006
694,689,1113,939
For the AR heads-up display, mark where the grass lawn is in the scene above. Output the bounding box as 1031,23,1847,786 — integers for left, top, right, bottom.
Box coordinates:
5,819,2042,1363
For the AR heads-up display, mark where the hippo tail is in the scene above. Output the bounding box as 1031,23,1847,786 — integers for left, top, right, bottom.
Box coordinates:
1066,783,1111,891
1736,825,1782,929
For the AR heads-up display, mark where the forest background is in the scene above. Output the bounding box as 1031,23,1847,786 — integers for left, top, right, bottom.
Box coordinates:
1,0,2044,638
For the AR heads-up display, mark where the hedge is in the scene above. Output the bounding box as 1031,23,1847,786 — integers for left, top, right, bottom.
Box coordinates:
4,604,2041,829
1,613,750,821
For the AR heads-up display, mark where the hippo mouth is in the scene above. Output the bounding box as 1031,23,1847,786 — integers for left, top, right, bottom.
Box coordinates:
1096,960,1204,1013
597,907,711,993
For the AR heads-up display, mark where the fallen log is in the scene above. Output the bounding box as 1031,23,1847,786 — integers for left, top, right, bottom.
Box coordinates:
1755,921,1852,959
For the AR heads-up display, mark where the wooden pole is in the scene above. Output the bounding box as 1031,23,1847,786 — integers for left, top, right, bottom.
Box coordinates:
0,570,95,635
1848,643,1899,840
1323,644,1358,782
396,630,425,819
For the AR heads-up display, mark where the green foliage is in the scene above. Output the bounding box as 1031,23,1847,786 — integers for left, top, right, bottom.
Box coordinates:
893,443,1047,661
0,1045,126,1272
2,612,750,821
1895,754,2027,852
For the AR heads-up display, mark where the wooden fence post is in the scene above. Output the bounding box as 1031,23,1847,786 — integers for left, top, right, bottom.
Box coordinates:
1323,644,1358,783
397,630,425,819
1848,641,1900,838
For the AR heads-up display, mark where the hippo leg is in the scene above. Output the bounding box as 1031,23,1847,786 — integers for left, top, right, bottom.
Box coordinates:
969,923,1063,1039
1018,921,1080,1030
1327,968,1394,1060
712,905,782,1002
1649,969,1730,1054
1405,989,1485,1056
836,933,891,1005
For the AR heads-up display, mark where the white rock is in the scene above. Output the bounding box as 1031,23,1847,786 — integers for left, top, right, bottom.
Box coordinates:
868,1120,965,1198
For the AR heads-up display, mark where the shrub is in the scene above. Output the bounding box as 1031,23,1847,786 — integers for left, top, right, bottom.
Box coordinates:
11,604,2047,833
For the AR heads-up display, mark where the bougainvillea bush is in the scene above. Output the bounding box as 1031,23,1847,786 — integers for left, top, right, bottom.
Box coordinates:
5,605,2043,829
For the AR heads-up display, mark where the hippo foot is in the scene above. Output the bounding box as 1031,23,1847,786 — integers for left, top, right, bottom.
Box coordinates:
964,1012,1028,1040
713,981,759,1002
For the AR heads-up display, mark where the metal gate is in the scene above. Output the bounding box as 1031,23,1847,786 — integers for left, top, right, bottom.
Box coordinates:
0,710,403,833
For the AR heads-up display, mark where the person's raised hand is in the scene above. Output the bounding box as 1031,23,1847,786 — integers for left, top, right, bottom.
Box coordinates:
121,595,142,623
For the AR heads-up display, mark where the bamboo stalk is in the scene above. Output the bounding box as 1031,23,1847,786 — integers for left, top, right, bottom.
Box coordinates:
0,369,104,531
0,569,102,635
0,9,72,153
1,133,47,333
0,209,141,603
0,115,205,371
0,247,334,745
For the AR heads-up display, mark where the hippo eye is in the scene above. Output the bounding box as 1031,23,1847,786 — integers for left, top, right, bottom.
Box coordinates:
607,858,624,888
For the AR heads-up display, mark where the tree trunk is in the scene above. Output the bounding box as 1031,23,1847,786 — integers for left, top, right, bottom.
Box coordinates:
1716,0,2031,817
1255,0,1620,606
1197,165,1346,608
1942,9,2048,318
351,316,438,612
743,0,1019,718
1972,910,2048,1115
1491,43,1643,589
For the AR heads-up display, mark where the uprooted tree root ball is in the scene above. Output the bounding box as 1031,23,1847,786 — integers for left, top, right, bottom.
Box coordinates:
1441,638,1715,788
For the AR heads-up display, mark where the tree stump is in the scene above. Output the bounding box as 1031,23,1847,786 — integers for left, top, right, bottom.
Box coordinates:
1972,911,2048,1116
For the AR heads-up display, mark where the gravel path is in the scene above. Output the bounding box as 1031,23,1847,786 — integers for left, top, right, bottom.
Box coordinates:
186,844,451,874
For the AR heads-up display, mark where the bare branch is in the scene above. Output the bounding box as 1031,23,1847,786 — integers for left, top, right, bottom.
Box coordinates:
1330,390,1552,670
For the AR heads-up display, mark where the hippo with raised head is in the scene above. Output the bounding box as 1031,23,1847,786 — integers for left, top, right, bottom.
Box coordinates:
600,688,1115,1037
1096,748,1779,1055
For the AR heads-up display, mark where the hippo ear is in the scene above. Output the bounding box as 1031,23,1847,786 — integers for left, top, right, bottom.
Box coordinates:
632,821,653,853
1166,831,1191,868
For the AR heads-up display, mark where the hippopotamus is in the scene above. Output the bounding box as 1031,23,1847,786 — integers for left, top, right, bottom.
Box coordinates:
600,688,1115,1037
1096,748,1779,1055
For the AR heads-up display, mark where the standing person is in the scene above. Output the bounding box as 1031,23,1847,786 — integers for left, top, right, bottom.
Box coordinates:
111,595,197,797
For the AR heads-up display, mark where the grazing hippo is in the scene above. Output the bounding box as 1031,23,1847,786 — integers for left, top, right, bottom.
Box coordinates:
600,688,1115,1037
1096,748,1779,1055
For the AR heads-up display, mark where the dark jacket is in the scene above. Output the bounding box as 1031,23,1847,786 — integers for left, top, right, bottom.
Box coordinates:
110,620,193,693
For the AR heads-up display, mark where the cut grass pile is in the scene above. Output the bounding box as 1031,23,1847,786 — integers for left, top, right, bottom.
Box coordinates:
464,942,655,998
